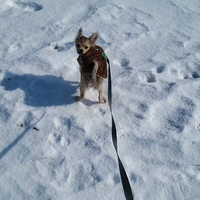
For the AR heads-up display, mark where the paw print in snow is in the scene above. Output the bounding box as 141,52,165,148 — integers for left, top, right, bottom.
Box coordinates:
7,0,43,11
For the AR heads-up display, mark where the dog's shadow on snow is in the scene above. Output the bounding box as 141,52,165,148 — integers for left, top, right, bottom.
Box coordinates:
1,71,78,107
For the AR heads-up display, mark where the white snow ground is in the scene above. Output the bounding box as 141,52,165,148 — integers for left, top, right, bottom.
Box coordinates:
0,0,200,199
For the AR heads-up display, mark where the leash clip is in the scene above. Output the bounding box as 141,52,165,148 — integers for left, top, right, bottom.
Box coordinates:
101,52,108,60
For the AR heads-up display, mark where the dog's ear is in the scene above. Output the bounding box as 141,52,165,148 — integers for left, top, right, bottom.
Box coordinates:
77,28,83,38
89,32,99,44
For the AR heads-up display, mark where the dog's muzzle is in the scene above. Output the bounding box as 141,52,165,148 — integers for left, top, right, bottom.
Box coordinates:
77,49,84,54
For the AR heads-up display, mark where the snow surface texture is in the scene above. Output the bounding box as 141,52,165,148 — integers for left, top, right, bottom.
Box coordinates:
0,0,200,199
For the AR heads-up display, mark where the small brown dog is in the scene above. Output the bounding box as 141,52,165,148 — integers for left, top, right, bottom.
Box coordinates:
75,28,107,103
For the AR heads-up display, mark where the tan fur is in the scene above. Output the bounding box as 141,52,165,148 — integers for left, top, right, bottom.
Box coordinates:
75,28,106,104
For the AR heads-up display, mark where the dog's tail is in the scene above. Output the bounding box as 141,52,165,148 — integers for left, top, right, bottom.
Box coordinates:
92,60,98,83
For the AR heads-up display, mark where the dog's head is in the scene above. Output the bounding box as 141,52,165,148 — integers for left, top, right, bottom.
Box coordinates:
75,28,99,55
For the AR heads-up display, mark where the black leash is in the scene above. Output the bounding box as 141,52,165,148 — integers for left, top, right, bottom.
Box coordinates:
101,52,134,200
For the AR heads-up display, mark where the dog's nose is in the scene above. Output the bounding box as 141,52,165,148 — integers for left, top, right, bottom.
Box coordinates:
78,49,84,54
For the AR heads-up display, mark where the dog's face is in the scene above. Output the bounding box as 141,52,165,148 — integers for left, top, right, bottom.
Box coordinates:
75,28,99,55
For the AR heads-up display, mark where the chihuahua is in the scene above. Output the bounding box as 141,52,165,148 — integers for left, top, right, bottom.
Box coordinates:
75,28,107,103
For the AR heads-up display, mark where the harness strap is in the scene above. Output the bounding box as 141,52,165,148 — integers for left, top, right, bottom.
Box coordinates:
104,54,134,200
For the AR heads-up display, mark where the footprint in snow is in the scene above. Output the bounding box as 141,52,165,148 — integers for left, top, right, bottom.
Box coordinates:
156,65,166,73
84,138,101,155
192,72,200,79
72,164,101,192
121,58,133,71
146,72,156,83
149,59,166,74
7,0,43,11
138,71,157,83
167,97,195,133
48,132,67,147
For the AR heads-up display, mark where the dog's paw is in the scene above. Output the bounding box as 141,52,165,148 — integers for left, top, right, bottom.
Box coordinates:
99,99,106,104
75,96,83,101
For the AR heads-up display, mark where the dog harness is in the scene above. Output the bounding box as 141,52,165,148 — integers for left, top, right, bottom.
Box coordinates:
77,45,108,79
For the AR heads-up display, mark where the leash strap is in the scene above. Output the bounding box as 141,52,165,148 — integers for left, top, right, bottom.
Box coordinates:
103,53,134,200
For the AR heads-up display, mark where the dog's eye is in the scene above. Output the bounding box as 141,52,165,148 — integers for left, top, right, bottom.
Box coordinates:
76,44,80,47
85,46,89,49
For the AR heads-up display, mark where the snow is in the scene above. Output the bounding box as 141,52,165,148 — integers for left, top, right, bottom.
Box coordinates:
0,0,200,199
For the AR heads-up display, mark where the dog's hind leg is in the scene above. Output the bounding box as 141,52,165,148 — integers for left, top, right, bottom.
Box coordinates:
75,82,85,101
98,85,106,103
